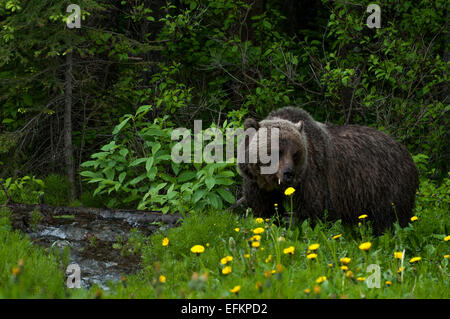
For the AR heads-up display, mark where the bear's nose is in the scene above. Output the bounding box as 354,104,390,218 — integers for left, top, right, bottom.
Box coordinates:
283,169,294,183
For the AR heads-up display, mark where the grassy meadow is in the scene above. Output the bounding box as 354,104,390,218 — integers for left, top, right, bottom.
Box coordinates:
1,177,448,299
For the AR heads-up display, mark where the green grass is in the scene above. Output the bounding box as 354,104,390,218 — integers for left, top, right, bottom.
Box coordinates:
102,178,449,299
0,208,67,298
0,177,449,299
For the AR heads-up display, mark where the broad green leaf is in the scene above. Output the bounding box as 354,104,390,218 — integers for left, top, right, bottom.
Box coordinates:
205,176,216,190
130,158,147,167
178,171,196,182
216,188,235,204
118,172,126,184
129,174,146,185
112,116,132,135
145,157,154,172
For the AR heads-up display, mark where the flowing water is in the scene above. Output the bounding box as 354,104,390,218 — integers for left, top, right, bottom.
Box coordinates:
9,207,175,289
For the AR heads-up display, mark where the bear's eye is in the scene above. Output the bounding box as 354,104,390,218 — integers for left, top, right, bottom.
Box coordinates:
293,152,300,161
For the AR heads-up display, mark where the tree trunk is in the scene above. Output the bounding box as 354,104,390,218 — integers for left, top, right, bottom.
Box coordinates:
64,46,76,201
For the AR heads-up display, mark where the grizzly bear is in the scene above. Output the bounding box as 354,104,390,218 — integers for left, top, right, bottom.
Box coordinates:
237,106,419,234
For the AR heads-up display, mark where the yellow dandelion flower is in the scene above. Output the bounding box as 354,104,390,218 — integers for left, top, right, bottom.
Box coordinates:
398,267,405,273
265,218,270,222
252,227,265,234
95,289,103,298
244,253,250,259
394,252,403,259
252,241,260,248
162,237,169,247
283,246,295,255
340,257,351,265
359,242,372,251
11,267,20,276
255,218,264,224
304,288,311,294
346,271,354,278
234,228,240,232
191,245,205,254
250,235,261,241
410,216,418,222
385,281,392,286
159,275,166,283
308,243,320,251
316,276,327,284
332,234,342,240
206,243,210,247
276,264,284,273
444,255,449,259
230,285,241,294
222,266,232,275
271,269,276,274
340,265,348,271
220,256,233,265
357,277,365,282
409,256,422,263
306,253,317,260
358,214,368,219
328,263,333,268
264,270,272,278
444,235,450,241
313,285,321,294
284,187,296,196
265,255,272,263
274,203,278,207
255,281,262,290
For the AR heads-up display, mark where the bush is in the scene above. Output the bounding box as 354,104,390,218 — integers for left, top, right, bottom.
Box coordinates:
80,106,236,214
0,176,44,204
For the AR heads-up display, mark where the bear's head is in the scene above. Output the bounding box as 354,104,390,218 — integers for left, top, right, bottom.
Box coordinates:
238,117,308,191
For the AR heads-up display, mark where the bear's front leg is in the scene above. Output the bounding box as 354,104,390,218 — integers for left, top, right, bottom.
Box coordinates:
242,180,285,218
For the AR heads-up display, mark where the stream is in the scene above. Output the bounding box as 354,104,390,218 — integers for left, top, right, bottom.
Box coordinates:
8,205,180,290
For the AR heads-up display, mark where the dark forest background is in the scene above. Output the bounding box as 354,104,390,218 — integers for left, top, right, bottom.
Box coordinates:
0,0,448,213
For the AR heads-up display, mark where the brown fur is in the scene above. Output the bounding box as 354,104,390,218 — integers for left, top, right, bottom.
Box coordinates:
238,106,419,234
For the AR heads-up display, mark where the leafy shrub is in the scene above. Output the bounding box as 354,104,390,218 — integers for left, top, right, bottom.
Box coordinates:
80,106,236,214
0,176,44,204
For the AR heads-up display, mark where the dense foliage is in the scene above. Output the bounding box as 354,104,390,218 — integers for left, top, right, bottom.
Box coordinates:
1,1,448,199
0,0,448,299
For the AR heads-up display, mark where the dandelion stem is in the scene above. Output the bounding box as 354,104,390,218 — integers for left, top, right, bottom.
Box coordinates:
288,196,293,233
400,248,405,283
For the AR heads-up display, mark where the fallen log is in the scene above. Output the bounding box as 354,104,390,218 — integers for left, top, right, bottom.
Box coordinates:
1,201,183,225
0,179,183,225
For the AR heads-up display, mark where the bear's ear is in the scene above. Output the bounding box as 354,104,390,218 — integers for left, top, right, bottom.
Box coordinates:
244,118,259,130
295,120,304,132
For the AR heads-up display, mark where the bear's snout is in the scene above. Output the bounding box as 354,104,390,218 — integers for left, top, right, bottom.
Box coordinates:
282,168,295,183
